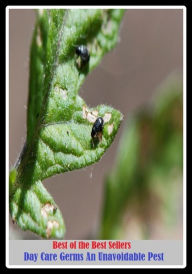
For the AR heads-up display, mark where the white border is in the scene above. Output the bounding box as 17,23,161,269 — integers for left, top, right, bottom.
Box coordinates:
6,5,187,269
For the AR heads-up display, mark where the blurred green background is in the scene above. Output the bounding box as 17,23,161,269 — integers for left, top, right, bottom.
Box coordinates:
100,78,183,239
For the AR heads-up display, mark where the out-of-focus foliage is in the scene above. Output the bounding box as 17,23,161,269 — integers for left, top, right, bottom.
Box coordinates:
100,77,183,239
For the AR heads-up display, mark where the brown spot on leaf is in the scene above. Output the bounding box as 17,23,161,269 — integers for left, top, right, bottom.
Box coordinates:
82,106,98,123
46,220,59,238
87,112,97,123
41,203,55,218
103,113,111,123
36,27,42,47
108,124,114,135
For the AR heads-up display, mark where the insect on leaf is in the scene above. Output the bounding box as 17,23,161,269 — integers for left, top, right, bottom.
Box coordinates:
10,9,124,239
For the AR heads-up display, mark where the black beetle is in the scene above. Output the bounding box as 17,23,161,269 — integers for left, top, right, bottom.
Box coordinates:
91,117,104,141
76,45,90,65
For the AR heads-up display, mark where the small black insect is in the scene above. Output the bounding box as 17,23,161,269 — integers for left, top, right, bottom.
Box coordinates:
91,117,104,141
76,45,90,65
